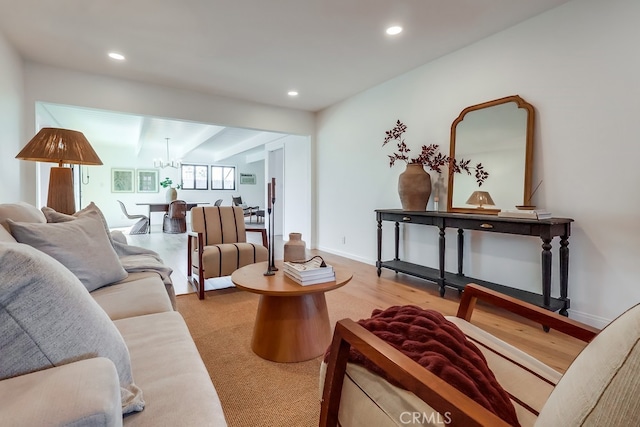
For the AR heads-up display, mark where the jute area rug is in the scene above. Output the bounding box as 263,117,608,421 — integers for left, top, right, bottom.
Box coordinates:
176,287,379,427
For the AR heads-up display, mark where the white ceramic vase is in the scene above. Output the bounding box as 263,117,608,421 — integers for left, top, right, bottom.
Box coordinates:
166,187,177,202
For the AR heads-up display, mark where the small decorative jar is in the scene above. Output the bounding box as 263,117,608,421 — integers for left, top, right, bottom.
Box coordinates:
284,232,306,262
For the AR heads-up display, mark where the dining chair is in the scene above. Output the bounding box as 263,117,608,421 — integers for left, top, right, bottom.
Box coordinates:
162,200,188,234
117,200,149,234
231,196,259,222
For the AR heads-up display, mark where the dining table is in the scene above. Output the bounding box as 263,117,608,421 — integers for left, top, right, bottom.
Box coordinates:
135,202,209,233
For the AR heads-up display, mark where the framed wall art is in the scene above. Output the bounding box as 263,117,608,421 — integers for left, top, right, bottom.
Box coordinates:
111,168,135,193
136,169,159,193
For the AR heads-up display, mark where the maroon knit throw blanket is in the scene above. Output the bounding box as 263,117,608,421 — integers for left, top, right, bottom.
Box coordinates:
326,305,520,427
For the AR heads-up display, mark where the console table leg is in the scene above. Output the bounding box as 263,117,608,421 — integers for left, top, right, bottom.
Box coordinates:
394,222,400,261
559,235,570,316
457,228,464,276
376,219,382,276
439,226,446,297
541,238,552,309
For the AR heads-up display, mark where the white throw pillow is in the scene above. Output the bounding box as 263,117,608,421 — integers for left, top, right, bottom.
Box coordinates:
41,201,116,248
7,210,127,292
0,242,144,414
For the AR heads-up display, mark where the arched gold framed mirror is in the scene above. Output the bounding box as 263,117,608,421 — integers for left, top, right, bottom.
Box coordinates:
446,95,535,214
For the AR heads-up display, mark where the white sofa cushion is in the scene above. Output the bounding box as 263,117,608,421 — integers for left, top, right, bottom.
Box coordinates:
0,225,15,243
0,242,144,414
535,303,640,426
0,357,122,427
0,201,46,231
115,311,227,426
92,272,173,320
7,210,127,291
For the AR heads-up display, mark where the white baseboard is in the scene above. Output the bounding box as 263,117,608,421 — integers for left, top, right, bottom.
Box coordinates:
567,309,611,329
316,246,373,266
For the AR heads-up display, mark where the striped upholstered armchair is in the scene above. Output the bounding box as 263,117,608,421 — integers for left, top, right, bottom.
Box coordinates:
188,206,268,299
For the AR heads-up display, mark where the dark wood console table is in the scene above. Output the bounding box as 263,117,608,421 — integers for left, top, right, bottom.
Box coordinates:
376,209,573,315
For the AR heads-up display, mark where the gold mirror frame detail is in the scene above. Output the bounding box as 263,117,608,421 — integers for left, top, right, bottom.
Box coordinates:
446,95,535,214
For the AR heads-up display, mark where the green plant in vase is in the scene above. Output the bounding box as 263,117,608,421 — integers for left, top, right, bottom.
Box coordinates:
160,177,182,202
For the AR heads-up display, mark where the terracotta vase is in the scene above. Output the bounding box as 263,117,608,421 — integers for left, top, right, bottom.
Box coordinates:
166,187,177,203
398,163,432,211
283,232,306,262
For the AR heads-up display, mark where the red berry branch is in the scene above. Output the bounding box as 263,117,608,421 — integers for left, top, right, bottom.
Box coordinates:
382,120,489,186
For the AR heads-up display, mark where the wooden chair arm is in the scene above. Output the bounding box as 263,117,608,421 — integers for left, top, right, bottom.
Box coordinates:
187,232,202,264
319,319,511,427
458,283,599,342
246,228,268,248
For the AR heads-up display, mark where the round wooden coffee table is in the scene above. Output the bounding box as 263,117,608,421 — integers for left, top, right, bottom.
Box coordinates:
231,261,352,363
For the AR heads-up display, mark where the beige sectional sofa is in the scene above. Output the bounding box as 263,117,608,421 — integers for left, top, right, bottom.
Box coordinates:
0,202,227,426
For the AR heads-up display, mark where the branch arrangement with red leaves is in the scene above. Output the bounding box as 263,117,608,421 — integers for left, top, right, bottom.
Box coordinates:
382,120,489,186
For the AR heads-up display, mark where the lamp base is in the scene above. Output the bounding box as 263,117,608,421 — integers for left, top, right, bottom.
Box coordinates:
47,167,75,214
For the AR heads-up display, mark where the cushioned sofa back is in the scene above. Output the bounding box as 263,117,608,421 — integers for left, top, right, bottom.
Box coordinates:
0,202,46,227
0,202,46,241
535,303,640,425
191,206,247,245
0,226,16,243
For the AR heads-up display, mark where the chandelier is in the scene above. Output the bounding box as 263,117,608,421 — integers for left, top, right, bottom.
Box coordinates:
153,137,181,169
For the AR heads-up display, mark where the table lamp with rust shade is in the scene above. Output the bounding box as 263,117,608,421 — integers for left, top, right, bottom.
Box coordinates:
16,128,103,214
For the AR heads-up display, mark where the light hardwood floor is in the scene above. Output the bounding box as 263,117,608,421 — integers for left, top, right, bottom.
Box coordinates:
126,223,589,373
125,220,277,295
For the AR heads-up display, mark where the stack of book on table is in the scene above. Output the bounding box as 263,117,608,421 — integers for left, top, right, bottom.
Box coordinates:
283,258,335,286
498,209,552,219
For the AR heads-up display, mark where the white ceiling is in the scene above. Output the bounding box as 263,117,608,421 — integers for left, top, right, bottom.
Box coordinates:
2,0,571,158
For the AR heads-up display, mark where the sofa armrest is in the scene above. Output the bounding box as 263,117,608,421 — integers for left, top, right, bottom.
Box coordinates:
320,319,511,427
457,283,599,342
246,228,268,248
0,357,122,427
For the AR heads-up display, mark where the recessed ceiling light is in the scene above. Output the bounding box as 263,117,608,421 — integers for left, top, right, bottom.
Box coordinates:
386,26,403,36
288,91,299,97
108,52,125,61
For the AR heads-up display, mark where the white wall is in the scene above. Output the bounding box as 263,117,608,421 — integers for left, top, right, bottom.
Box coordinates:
316,0,640,327
264,136,312,244
0,31,26,202
282,135,312,244
266,147,284,236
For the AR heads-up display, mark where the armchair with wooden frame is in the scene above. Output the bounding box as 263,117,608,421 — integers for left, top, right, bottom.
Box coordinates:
187,206,268,299
320,283,640,427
